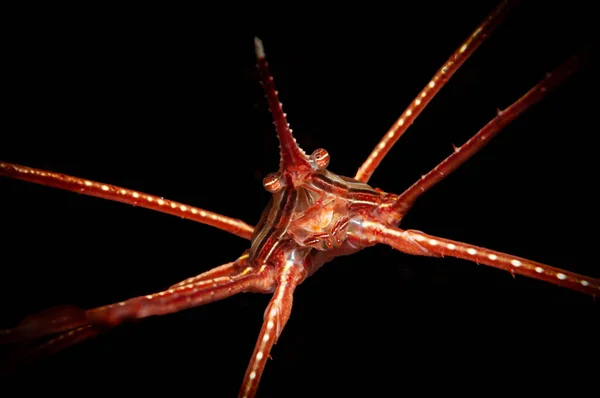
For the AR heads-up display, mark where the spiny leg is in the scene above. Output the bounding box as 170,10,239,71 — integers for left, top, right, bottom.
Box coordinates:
354,0,515,183
169,252,251,288
358,220,599,296
0,305,92,344
0,161,254,239
390,53,585,218
239,261,306,398
85,269,274,327
1,325,99,371
1,265,275,361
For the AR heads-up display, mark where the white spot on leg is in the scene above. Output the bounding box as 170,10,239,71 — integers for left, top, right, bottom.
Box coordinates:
488,254,498,260
249,371,256,380
467,248,477,255
581,280,589,286
256,352,263,360
267,321,274,329
535,267,544,273
447,243,456,250
263,333,270,342
511,260,522,267
556,273,566,280
429,239,438,246
101,185,109,191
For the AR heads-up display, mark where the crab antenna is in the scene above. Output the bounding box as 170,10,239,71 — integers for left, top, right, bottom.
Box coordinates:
254,37,310,171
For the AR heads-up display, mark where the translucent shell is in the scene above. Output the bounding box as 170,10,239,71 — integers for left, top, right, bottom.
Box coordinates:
288,188,350,251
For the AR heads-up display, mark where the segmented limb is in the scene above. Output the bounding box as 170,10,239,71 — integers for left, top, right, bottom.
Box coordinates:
1,325,99,371
31,325,97,358
85,269,275,327
169,252,250,288
390,53,584,218
359,220,599,296
0,305,90,344
354,0,515,183
0,161,254,240
239,261,306,398
1,265,276,359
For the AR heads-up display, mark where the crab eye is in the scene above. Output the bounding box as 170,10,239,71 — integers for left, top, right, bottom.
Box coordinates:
310,148,330,169
263,173,284,193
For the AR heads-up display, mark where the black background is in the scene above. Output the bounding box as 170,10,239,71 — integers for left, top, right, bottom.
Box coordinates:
1,1,598,397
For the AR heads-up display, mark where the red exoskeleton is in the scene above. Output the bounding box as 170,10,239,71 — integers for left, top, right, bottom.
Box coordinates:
1,1,598,396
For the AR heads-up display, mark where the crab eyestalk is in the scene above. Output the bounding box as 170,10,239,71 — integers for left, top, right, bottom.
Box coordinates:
254,37,311,172
262,172,284,193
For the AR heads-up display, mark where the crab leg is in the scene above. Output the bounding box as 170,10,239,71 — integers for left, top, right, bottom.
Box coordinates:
355,0,515,183
169,252,251,288
358,220,599,296
239,261,306,398
390,53,584,218
0,161,254,239
1,267,275,359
